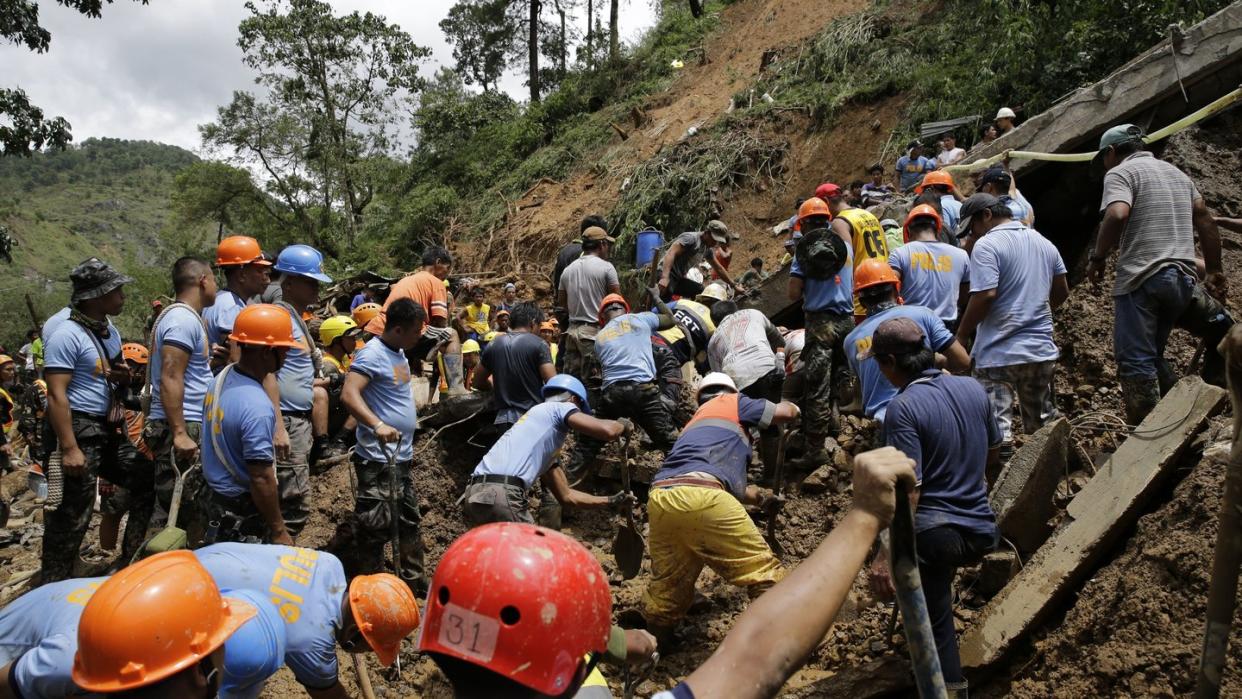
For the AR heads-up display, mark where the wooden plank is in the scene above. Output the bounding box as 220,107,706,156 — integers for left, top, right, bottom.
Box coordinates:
960,377,1227,669
965,3,1242,177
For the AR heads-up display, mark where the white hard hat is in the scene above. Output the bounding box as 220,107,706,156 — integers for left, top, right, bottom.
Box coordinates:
686,267,704,284
697,282,729,304
696,372,738,402
995,107,1016,120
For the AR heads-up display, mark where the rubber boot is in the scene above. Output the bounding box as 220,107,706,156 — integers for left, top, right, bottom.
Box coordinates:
1120,376,1160,426
442,353,469,397
758,429,780,486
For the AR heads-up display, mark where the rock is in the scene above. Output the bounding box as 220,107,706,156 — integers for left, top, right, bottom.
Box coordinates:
801,465,834,494
975,550,1020,597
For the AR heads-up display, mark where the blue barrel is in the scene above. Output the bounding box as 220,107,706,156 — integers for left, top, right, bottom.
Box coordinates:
635,228,664,268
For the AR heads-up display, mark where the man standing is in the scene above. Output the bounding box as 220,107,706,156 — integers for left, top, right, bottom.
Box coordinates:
821,183,890,323
201,305,300,545
914,171,962,238
41,258,132,583
203,236,272,368
270,244,332,540
995,107,1017,134
340,298,429,593
557,226,621,390
888,205,969,329
936,132,966,167
895,141,936,193
976,165,1035,227
955,193,1069,455
552,215,607,297
474,302,556,430
641,373,799,644
867,317,1000,698
658,221,739,301
788,196,854,465
845,260,970,423
707,301,786,481
145,256,216,545
366,246,466,395
565,294,679,482
1088,124,1233,423
497,282,520,314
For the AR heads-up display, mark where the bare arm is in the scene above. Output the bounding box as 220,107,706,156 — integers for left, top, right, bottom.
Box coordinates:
954,288,997,346
566,411,624,441
831,218,853,246
45,372,83,472
939,340,972,374
770,401,801,426
1049,274,1069,310
539,362,556,383
659,241,684,288
1089,202,1130,283
1193,198,1226,300
246,461,291,545
709,253,739,290
787,276,804,303
261,372,290,460
473,361,492,391
542,465,611,509
341,372,380,429
683,447,917,699
1216,216,1242,233
159,345,198,460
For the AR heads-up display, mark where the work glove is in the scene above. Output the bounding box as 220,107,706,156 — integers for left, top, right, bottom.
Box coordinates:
423,325,453,345
608,491,638,514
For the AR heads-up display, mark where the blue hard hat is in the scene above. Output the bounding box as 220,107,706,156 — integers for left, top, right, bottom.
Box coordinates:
542,374,591,414
273,244,332,283
219,588,288,698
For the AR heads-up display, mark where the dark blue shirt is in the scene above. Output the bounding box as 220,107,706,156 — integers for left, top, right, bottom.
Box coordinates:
884,369,1000,535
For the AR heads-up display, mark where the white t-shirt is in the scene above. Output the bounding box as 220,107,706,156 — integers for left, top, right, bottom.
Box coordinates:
707,309,782,390
937,147,965,167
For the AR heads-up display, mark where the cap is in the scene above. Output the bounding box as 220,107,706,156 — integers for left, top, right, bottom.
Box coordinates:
70,258,134,304
504,282,517,292
954,193,1001,239
1098,123,1145,151
978,166,1011,189
581,226,616,243
995,107,1016,120
705,220,732,243
861,317,926,359
880,219,900,229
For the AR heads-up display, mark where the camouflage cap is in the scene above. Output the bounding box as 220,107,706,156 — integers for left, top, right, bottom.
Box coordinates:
70,257,134,303
705,220,736,243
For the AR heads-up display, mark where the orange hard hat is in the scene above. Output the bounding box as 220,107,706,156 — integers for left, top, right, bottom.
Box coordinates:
122,342,149,365
352,302,382,327
598,293,630,326
216,236,271,267
349,574,421,667
903,204,943,243
797,197,832,227
72,550,256,693
853,258,901,294
914,170,956,194
229,304,302,349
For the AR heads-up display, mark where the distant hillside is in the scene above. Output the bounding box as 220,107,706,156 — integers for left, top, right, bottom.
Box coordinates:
0,138,215,347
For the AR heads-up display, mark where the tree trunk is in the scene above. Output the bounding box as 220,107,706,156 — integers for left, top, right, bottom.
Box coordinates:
609,0,619,63
586,0,594,68
688,0,702,18
528,0,541,103
555,0,567,76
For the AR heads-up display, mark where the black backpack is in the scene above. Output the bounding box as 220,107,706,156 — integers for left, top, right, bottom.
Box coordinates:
795,227,849,280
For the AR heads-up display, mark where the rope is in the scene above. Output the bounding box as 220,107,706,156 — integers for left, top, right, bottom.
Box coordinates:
944,87,1242,175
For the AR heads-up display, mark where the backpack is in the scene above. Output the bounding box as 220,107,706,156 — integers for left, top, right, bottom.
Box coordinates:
795,227,848,280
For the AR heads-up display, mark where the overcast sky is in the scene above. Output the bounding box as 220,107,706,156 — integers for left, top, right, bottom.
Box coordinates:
2,0,657,153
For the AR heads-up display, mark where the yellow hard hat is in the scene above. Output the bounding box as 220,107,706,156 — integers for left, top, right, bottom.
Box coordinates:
319,315,359,346
483,331,501,343
461,339,481,354
696,282,729,304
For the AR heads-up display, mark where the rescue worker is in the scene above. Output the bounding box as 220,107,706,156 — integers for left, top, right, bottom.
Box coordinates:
70,551,255,697
203,236,272,368
270,244,332,539
15,367,46,474
494,308,511,333
198,543,421,699
914,170,962,240
552,215,608,302
888,205,970,330
0,571,286,699
461,339,481,388
316,315,360,458
145,256,216,545
365,246,466,395
351,302,382,331
0,355,14,472
820,183,891,322
655,297,715,373
694,281,728,308
556,226,620,389
538,321,559,365
461,375,633,525
707,302,786,481
98,343,157,562
419,522,657,699
42,258,132,583
339,298,429,593
955,193,1069,453
975,165,1035,227
779,327,806,403
867,317,1000,698
202,305,301,545
565,294,679,483
474,302,555,432
995,106,1017,134
1088,123,1233,423
657,221,740,301
787,197,854,465
844,260,970,423
640,372,799,644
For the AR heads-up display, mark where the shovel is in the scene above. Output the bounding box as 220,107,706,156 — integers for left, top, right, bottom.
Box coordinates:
613,437,645,580
140,452,192,559
764,426,791,557
890,480,947,699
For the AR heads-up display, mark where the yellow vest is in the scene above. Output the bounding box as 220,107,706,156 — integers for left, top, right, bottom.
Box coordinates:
838,207,888,315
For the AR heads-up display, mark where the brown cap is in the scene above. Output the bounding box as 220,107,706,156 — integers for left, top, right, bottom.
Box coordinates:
581,226,616,243
861,316,926,360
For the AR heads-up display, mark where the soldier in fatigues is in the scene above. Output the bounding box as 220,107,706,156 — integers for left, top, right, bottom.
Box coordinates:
340,298,429,594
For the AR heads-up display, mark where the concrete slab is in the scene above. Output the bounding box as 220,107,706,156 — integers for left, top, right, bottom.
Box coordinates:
989,418,1070,556
960,377,1227,669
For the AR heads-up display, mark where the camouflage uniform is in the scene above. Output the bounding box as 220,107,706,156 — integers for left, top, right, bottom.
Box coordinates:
100,410,157,563
340,455,426,592
41,414,118,582
144,419,207,543
565,381,678,482
801,311,856,444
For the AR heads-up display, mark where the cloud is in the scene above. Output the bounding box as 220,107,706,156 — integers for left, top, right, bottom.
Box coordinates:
1,0,657,151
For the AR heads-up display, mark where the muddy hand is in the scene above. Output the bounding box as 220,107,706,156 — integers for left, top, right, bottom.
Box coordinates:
609,491,637,514
173,431,199,464
274,424,291,461
62,446,87,476
869,556,896,602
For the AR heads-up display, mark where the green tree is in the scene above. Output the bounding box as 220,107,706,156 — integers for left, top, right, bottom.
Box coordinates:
439,0,512,92
171,160,271,242
200,0,429,254
0,0,148,156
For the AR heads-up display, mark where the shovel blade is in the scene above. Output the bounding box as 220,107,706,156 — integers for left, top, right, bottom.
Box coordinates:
613,523,645,580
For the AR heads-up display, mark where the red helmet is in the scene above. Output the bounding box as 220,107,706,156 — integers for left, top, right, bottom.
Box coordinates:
417,523,612,696
814,182,842,201
598,293,630,327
